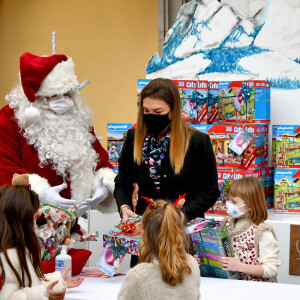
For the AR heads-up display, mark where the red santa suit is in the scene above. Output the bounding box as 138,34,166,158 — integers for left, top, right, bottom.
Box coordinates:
0,52,116,213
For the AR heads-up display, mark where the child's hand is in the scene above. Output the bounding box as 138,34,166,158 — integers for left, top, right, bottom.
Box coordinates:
220,253,242,272
193,254,201,266
47,280,66,300
62,267,85,288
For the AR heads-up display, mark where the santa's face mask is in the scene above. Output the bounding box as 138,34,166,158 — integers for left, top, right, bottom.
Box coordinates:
48,95,74,114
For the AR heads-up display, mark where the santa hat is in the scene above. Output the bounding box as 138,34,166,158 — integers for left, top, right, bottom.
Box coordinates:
20,52,79,103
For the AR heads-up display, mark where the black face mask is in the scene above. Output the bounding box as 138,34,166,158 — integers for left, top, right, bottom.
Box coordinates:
144,113,171,134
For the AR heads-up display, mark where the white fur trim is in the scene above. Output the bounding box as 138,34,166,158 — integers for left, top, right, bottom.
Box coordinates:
36,58,79,97
28,174,51,197
93,167,115,194
93,168,117,213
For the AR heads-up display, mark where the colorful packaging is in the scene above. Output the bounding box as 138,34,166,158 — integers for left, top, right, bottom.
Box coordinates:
186,218,238,279
192,124,266,170
137,79,152,110
272,125,278,166
96,242,127,277
208,169,262,214
274,168,300,213
218,80,269,124
275,125,300,169
107,123,135,174
173,80,208,124
103,216,142,256
265,166,274,208
207,81,220,124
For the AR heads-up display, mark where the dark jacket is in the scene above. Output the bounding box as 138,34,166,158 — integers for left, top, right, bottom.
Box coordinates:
114,129,220,221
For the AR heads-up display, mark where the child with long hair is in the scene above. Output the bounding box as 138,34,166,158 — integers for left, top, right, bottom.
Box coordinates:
117,199,200,300
0,174,83,300
220,177,280,281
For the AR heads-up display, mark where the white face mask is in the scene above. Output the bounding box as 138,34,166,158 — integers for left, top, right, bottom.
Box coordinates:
226,201,247,218
48,95,74,114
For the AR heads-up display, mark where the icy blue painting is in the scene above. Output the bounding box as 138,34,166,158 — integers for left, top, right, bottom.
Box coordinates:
146,0,300,89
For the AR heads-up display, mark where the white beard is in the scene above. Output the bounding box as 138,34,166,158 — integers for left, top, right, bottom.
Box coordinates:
6,85,99,203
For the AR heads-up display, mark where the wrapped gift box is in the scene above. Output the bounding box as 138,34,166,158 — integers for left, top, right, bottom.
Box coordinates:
103,216,142,256
186,218,238,279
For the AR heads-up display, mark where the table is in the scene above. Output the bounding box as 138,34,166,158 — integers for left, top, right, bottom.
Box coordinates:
65,275,300,300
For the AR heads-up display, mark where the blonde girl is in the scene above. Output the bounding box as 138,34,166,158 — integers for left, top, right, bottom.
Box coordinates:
220,177,280,281
117,200,200,300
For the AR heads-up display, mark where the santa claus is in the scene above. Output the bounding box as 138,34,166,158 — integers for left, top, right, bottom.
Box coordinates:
0,52,116,216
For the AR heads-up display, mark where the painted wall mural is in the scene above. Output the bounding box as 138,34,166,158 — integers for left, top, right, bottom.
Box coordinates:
146,0,300,90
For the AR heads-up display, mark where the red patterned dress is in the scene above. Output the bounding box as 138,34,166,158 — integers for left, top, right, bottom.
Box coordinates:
225,217,279,282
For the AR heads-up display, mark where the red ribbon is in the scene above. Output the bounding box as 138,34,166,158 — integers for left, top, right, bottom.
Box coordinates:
141,196,155,209
174,193,187,207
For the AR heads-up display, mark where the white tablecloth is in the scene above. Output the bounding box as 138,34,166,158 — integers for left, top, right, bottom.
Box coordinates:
65,275,300,300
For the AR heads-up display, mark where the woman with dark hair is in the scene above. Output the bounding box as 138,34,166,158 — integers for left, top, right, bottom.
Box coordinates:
0,174,83,300
115,78,219,221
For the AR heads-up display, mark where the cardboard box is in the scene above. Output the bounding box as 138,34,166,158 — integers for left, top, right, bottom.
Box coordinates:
208,81,220,124
274,168,300,213
107,123,135,174
208,169,262,214
192,124,267,170
218,80,269,124
173,80,208,124
186,218,238,279
275,125,300,169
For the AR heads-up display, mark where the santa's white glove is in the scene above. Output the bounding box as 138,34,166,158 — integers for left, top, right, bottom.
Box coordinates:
76,177,109,217
41,183,77,210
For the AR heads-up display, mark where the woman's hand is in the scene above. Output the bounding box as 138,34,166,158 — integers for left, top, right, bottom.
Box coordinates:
46,280,66,300
220,253,242,272
120,204,138,220
62,267,84,288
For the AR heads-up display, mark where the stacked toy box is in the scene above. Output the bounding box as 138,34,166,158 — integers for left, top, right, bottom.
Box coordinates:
272,125,300,213
186,217,238,279
107,123,135,174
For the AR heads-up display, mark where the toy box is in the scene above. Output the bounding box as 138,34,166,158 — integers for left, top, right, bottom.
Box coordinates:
192,124,266,170
275,125,300,169
207,81,220,124
107,123,135,174
218,80,270,124
173,80,208,124
266,166,274,208
103,217,142,256
99,217,142,277
137,79,152,109
261,166,274,208
186,218,238,279
274,168,300,213
207,169,262,214
272,125,278,166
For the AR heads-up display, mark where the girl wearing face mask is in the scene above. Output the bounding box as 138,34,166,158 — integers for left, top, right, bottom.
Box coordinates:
114,78,220,266
220,177,280,282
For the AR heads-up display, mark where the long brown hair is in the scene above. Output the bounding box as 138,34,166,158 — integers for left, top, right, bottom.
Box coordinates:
134,78,196,174
227,177,268,224
140,200,191,286
0,185,46,287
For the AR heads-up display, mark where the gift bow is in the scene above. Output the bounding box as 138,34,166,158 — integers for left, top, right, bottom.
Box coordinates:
119,219,138,232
